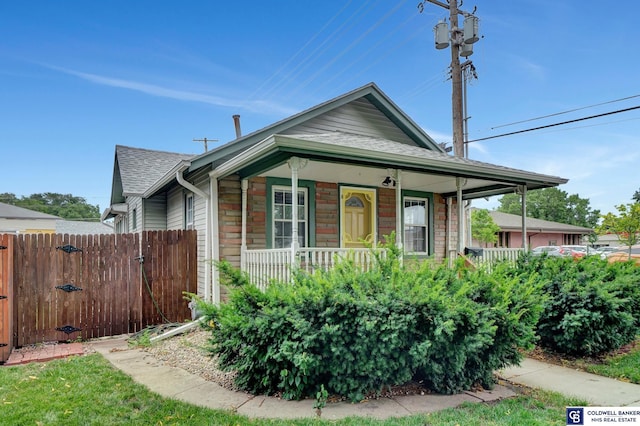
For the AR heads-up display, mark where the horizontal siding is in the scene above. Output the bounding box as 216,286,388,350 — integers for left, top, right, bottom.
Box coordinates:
127,196,142,232
167,186,184,230
143,194,167,230
283,98,417,145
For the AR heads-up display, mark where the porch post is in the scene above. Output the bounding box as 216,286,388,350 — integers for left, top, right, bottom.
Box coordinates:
241,179,248,271
520,184,528,249
456,177,465,254
287,157,307,265
394,170,403,250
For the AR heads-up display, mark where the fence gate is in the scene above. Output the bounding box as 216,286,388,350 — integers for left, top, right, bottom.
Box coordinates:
13,233,141,347
0,234,13,363
5,230,196,353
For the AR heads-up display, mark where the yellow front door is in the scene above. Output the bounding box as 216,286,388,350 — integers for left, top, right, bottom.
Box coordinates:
341,187,376,248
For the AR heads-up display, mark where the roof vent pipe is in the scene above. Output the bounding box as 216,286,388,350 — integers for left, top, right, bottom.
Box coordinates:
233,114,242,139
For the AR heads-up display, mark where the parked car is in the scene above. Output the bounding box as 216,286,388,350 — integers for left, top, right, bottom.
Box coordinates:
531,246,565,257
597,246,620,259
606,247,640,264
560,245,588,258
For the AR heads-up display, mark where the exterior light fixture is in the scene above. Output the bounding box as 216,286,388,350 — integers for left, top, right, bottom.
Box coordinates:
382,176,396,187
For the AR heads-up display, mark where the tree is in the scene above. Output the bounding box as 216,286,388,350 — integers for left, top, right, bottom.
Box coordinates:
471,209,500,247
497,187,600,228
633,189,640,203
596,203,640,259
0,192,100,221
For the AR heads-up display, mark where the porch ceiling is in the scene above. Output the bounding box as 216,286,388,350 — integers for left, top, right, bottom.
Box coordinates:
264,160,512,198
214,131,568,200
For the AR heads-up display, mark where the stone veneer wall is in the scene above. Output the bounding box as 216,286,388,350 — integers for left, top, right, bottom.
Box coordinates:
377,187,396,244
217,174,458,292
315,182,339,247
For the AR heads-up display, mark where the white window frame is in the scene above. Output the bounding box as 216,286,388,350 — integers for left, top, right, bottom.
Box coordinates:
185,193,194,230
403,196,428,254
272,185,308,249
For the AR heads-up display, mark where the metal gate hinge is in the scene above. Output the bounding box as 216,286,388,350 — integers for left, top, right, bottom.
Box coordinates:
0,295,6,300
0,245,6,250
56,284,83,293
56,244,82,254
56,325,82,335
0,343,7,347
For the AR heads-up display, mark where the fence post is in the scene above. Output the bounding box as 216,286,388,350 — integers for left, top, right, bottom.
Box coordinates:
0,234,14,363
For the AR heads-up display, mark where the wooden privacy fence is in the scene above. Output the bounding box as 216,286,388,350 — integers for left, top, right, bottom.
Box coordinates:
0,230,196,363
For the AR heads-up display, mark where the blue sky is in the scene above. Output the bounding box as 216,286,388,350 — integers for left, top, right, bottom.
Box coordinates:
1,1,638,217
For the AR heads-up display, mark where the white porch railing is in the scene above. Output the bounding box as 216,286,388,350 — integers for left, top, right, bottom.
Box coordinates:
243,247,525,290
475,247,525,270
243,247,386,291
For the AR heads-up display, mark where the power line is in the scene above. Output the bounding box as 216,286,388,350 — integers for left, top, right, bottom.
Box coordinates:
250,0,354,99
466,105,640,144
490,94,640,130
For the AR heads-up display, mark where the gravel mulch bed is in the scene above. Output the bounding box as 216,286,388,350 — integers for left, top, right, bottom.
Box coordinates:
140,326,457,401
143,327,240,392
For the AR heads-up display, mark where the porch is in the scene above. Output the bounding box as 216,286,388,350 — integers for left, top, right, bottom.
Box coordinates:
242,246,525,289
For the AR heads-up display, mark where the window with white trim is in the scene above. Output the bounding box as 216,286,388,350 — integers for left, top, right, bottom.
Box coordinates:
185,193,194,230
404,197,428,253
272,186,307,248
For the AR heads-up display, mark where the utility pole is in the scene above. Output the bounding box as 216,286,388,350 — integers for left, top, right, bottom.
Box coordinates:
193,137,218,153
419,0,479,158
448,0,464,158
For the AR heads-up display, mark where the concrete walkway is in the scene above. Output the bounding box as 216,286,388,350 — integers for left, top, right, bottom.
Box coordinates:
8,335,640,419
89,336,515,420
498,358,640,407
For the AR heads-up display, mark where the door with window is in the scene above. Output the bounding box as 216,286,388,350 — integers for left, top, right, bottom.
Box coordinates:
340,187,376,248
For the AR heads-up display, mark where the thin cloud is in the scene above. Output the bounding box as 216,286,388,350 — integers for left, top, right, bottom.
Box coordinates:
46,65,297,116
511,55,546,81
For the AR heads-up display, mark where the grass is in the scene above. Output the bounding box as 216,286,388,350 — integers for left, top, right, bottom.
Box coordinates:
0,354,587,426
582,340,640,384
528,338,640,385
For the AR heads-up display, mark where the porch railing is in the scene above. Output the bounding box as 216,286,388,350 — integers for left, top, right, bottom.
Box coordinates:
476,247,525,270
243,247,525,290
243,247,386,291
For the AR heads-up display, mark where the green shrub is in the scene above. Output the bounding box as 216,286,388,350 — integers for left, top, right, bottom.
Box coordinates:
518,255,639,356
203,244,543,402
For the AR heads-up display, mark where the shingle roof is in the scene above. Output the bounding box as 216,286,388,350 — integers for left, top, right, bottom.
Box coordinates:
289,131,535,175
56,220,114,235
0,202,60,219
488,210,592,233
116,145,194,196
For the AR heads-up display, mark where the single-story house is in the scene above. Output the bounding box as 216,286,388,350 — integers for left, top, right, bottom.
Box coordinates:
471,210,592,248
56,220,114,235
103,83,568,303
0,202,59,234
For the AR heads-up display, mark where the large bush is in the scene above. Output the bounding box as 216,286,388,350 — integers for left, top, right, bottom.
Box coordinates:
203,247,543,401
516,254,640,356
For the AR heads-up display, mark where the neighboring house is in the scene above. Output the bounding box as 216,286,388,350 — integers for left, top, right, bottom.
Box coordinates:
473,210,592,248
103,83,568,303
56,220,114,235
0,202,60,234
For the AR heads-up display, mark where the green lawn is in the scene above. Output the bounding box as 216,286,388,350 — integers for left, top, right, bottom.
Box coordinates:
582,340,640,384
0,354,587,426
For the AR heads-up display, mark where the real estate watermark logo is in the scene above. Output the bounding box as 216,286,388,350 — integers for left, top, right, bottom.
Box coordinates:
566,407,584,425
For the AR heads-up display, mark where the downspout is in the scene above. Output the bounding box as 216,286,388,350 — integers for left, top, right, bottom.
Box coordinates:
209,171,220,305
176,165,211,303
